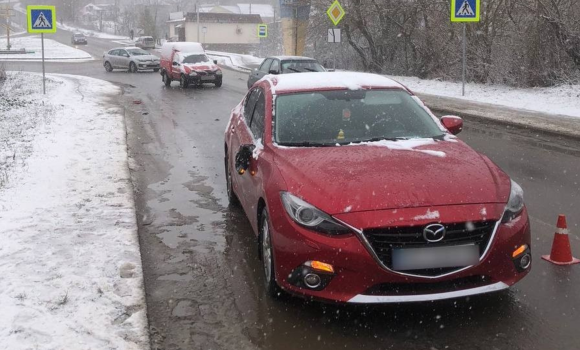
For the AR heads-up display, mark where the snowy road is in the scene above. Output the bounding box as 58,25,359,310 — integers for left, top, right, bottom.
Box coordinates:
2,29,580,350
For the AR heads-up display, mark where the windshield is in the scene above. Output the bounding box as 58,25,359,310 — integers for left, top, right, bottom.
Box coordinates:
281,60,325,73
127,49,149,56
74,34,85,38
182,54,210,64
274,89,444,146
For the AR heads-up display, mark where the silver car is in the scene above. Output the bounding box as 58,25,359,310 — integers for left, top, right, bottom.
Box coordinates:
103,47,160,73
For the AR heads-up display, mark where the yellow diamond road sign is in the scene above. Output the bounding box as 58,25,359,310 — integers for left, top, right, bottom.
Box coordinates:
326,0,345,26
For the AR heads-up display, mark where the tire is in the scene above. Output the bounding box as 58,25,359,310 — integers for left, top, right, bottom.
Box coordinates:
153,68,159,72
214,79,222,88
162,72,171,87
224,152,240,206
104,61,113,72
260,207,281,297
180,74,189,89
129,62,137,73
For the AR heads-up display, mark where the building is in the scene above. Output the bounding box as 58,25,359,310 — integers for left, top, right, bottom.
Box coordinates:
168,12,263,53
198,4,275,24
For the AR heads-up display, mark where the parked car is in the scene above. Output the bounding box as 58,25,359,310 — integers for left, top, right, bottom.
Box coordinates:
225,72,531,304
102,47,160,73
71,33,87,45
159,42,222,88
135,36,156,50
247,56,326,89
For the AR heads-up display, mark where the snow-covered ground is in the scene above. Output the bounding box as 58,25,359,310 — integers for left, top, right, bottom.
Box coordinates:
389,75,580,119
0,36,93,61
59,22,131,40
0,72,149,350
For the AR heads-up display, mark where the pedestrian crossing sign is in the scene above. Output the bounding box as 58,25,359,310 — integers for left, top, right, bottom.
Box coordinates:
27,5,57,33
451,0,479,22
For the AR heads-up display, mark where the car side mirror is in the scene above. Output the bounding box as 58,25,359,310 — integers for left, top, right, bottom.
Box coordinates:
441,116,463,135
213,59,218,64
172,61,179,66
235,144,256,175
268,69,279,75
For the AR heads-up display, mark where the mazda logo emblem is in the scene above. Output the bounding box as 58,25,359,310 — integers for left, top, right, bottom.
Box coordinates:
423,224,446,242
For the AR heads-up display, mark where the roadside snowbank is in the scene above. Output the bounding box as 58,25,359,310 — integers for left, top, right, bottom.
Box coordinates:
206,50,263,72
389,75,580,119
59,22,130,40
0,72,149,350
0,36,93,61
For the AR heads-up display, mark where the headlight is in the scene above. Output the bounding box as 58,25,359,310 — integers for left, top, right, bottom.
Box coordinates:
216,69,222,75
281,192,351,235
502,180,524,223
189,71,198,76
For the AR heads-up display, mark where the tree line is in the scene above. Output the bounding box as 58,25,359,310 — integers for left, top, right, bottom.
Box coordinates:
308,0,580,87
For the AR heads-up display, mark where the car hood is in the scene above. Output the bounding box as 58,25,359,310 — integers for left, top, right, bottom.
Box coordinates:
133,55,158,60
273,138,511,215
183,62,218,71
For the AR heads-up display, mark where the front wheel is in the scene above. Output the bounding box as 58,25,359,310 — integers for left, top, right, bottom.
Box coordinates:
180,74,189,88
214,79,222,88
260,208,281,297
162,72,171,87
104,61,113,72
153,68,159,72
129,62,137,73
225,153,239,206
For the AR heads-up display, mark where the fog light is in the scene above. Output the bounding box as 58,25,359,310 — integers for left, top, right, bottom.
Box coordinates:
303,273,322,289
520,253,531,269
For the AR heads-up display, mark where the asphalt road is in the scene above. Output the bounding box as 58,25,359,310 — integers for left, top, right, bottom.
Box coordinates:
4,30,580,350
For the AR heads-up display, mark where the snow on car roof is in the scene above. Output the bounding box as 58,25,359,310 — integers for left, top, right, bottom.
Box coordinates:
266,72,407,94
271,55,316,61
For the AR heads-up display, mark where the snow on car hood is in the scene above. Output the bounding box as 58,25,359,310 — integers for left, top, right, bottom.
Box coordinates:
182,61,219,72
273,138,511,215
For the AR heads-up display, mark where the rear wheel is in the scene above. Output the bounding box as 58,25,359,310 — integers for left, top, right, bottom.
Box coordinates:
104,61,113,72
129,62,137,73
162,72,171,87
180,74,189,88
260,208,281,297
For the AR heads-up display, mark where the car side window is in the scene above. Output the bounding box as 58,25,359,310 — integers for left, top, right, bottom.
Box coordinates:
269,59,280,74
244,89,260,125
109,49,118,56
250,91,265,140
259,59,273,73
119,50,128,57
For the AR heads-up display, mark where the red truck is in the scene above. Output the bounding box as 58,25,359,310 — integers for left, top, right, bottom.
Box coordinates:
159,42,222,88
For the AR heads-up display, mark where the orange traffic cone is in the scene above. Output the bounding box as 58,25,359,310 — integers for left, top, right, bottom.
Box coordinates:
542,215,580,265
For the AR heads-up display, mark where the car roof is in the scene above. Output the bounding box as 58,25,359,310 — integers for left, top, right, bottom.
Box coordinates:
268,56,317,61
263,72,407,94
109,47,142,51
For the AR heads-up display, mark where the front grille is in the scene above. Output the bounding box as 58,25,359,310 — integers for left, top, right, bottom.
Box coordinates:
364,275,492,296
363,221,496,277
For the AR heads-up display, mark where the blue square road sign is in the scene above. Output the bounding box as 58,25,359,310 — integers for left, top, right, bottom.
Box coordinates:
451,0,480,22
27,5,57,33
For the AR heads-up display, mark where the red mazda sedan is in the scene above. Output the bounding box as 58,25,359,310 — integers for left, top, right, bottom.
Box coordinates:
224,72,531,303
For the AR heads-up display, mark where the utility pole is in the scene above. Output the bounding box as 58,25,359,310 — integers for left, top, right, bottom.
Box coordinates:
0,4,14,50
293,7,298,55
196,2,200,42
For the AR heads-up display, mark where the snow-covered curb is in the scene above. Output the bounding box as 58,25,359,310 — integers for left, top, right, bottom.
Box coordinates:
0,36,93,61
0,72,149,349
389,75,580,119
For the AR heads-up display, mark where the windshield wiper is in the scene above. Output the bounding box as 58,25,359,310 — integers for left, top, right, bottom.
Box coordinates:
352,137,410,143
303,68,318,72
286,67,301,72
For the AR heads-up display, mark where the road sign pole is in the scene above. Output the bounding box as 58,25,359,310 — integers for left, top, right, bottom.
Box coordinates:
41,33,45,95
462,23,466,96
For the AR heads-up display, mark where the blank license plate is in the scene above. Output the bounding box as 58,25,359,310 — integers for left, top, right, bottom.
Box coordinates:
392,244,479,271
201,75,215,81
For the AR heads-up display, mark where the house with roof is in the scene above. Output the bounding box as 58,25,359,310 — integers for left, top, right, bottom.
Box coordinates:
168,11,263,53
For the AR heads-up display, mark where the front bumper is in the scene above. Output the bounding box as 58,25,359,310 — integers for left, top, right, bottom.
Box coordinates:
268,200,531,304
186,73,222,84
137,62,160,70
